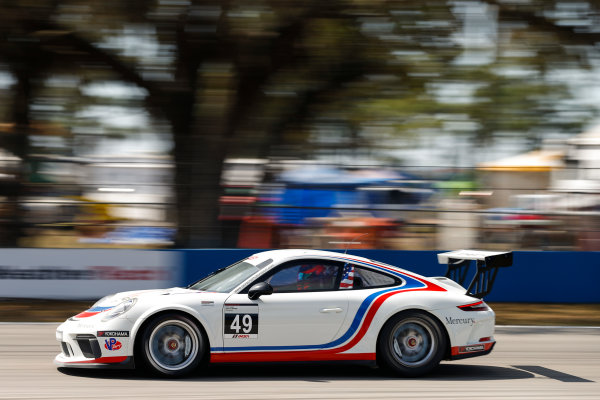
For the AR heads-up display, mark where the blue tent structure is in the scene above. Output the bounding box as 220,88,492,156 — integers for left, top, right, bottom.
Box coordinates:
271,166,434,225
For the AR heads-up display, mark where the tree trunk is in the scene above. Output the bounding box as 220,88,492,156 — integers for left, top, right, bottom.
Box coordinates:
5,67,33,247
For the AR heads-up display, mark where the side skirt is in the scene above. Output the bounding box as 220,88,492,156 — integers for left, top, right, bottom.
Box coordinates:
210,352,376,363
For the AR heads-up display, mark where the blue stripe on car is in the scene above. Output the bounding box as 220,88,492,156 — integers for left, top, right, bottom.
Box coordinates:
211,258,426,352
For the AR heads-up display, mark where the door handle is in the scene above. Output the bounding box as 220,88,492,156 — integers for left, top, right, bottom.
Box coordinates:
320,307,343,313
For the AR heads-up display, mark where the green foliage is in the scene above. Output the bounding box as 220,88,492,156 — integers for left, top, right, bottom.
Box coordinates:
1,0,600,245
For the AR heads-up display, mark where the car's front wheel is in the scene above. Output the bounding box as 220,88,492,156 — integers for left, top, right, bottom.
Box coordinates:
138,313,204,377
377,311,446,377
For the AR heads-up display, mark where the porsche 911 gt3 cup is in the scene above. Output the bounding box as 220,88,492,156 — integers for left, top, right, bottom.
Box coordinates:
55,249,512,377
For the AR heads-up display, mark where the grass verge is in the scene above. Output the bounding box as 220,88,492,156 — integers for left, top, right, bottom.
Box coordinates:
489,302,600,326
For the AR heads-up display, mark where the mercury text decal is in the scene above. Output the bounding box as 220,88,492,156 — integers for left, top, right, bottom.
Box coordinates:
445,317,476,326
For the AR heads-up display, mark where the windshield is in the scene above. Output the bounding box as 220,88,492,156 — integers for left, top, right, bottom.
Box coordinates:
188,261,261,293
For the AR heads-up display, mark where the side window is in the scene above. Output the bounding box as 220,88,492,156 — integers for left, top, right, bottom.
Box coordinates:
266,262,340,292
338,264,398,289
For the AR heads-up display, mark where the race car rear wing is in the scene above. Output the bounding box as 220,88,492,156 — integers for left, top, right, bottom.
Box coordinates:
437,250,512,299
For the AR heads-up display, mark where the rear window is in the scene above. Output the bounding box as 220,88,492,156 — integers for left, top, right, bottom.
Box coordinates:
355,266,397,287
339,263,400,290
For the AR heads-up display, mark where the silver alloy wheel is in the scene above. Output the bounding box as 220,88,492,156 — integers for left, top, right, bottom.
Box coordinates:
389,318,436,367
148,319,199,371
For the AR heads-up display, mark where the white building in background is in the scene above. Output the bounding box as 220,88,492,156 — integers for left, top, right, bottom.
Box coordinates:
78,155,175,246
551,126,600,207
468,126,600,251
549,126,600,250
475,124,600,212
83,155,174,222
477,149,565,209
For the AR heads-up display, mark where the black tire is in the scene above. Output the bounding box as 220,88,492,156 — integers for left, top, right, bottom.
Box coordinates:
377,311,446,377
137,313,205,377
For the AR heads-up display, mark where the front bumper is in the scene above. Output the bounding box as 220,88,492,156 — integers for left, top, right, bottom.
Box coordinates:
54,354,134,369
54,317,135,369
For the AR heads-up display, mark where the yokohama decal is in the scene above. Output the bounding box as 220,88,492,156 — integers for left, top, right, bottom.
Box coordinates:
451,341,494,356
211,258,445,363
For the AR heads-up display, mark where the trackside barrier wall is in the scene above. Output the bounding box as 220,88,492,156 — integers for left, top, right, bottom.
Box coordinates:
182,249,600,303
0,249,597,302
0,249,181,300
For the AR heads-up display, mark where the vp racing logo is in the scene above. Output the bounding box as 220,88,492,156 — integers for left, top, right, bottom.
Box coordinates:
104,338,122,351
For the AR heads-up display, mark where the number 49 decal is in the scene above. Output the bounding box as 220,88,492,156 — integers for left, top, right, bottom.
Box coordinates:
224,304,258,339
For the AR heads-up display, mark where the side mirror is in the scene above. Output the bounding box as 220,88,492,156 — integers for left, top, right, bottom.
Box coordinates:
248,282,273,300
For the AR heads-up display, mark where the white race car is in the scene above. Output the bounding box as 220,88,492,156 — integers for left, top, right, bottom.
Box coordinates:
55,249,511,377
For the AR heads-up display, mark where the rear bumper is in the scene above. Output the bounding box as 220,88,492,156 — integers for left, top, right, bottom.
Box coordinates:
448,341,495,360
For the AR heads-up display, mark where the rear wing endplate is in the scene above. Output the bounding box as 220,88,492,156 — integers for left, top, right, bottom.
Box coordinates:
437,250,512,299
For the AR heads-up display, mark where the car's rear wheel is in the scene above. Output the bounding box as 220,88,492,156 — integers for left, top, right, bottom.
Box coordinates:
377,311,446,377
138,313,204,377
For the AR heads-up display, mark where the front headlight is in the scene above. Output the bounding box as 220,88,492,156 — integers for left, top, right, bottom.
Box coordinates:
101,298,137,321
92,295,112,308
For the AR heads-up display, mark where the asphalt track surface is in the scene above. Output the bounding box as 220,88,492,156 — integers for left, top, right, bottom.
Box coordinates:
1,324,598,400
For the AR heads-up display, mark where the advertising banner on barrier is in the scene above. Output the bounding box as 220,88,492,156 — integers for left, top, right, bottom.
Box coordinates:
0,249,180,300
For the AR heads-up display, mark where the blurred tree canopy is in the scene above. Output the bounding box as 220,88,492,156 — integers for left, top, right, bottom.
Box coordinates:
1,0,600,246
